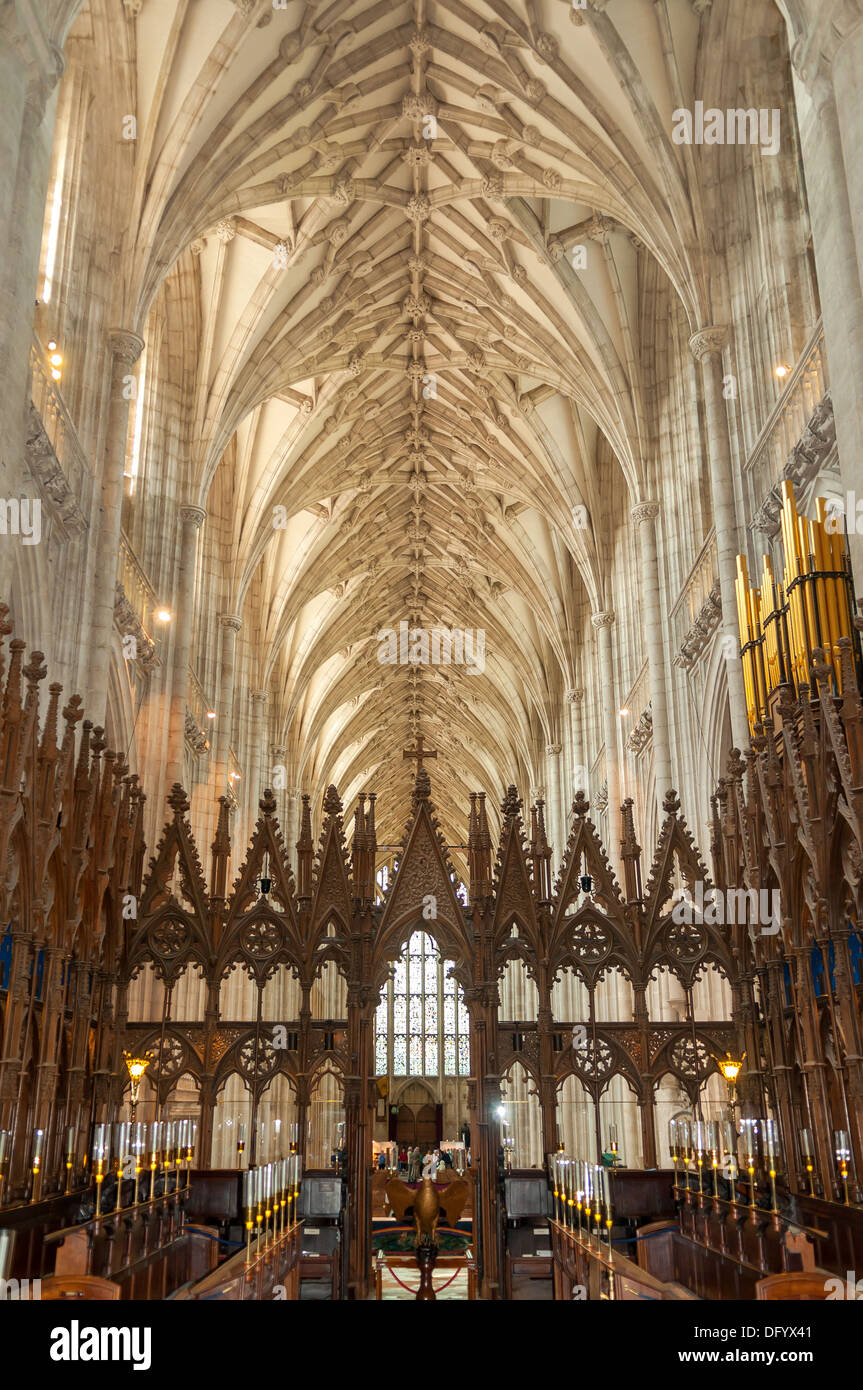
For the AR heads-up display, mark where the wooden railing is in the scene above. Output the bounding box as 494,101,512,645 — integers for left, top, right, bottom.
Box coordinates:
40,1175,216,1298
176,1220,302,1301
549,1218,697,1300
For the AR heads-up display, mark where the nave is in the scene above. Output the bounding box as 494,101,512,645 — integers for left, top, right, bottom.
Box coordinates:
1,0,863,1358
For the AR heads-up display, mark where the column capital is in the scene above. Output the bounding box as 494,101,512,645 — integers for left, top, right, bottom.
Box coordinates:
689,326,729,361
107,328,145,365
271,745,287,759
179,505,206,530
219,613,242,632
566,688,585,704
546,743,562,757
591,609,615,629
631,500,660,525
251,690,269,705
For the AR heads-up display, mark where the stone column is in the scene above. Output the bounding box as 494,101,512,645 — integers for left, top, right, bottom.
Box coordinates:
631,501,673,805
165,506,205,789
591,610,622,861
0,23,64,578
790,53,863,584
215,613,242,792
246,691,268,828
688,328,750,751
567,689,586,799
286,788,302,874
270,744,287,831
85,329,145,726
545,743,562,856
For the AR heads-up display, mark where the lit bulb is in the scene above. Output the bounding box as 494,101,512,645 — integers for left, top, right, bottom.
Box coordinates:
619,707,630,718
206,711,216,720
51,368,62,381
155,608,171,623
47,340,57,351
774,364,790,379
50,352,63,367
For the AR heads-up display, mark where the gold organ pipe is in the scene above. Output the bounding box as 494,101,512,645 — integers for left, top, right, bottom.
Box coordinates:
735,482,858,717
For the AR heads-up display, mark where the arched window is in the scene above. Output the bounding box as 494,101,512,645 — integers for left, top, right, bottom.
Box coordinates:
375,929,470,1078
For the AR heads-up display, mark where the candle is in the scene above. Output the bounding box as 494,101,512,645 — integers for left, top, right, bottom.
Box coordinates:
32,1129,44,1162
0,1129,9,1162
762,1119,778,1158
741,1117,758,1161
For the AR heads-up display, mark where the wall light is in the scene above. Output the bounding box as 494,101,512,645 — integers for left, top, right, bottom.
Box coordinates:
774,364,790,379
155,609,172,623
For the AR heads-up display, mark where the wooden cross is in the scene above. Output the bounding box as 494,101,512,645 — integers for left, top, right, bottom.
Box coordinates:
402,734,438,775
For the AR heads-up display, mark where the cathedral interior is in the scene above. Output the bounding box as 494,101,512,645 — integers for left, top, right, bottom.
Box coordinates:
1,0,863,1335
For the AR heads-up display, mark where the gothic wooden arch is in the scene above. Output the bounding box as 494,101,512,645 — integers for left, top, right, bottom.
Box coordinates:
373,775,473,986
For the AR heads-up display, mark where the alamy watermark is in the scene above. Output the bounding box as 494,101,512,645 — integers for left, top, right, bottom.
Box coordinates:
672,882,780,934
672,103,780,157
824,492,863,534
0,498,41,545
377,621,485,676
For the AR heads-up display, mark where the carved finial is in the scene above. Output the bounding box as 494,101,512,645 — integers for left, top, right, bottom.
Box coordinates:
571,789,590,818
412,768,431,803
810,647,831,690
662,789,681,817
501,784,522,819
322,784,343,817
167,783,190,816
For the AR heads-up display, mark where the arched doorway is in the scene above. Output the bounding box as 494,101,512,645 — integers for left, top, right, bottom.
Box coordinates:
393,1081,440,1146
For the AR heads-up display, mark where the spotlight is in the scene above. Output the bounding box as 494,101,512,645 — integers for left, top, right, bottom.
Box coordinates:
619,707,630,718
206,711,216,720
774,364,790,379
50,352,63,367
155,609,171,623
47,340,57,351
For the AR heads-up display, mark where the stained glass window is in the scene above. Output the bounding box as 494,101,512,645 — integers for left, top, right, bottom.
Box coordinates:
379,929,470,1078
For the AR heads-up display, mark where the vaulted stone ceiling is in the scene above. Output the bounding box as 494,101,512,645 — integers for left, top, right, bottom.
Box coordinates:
116,0,741,846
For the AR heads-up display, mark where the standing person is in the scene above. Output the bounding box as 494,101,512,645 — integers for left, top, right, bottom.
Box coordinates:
398,1145,407,1173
